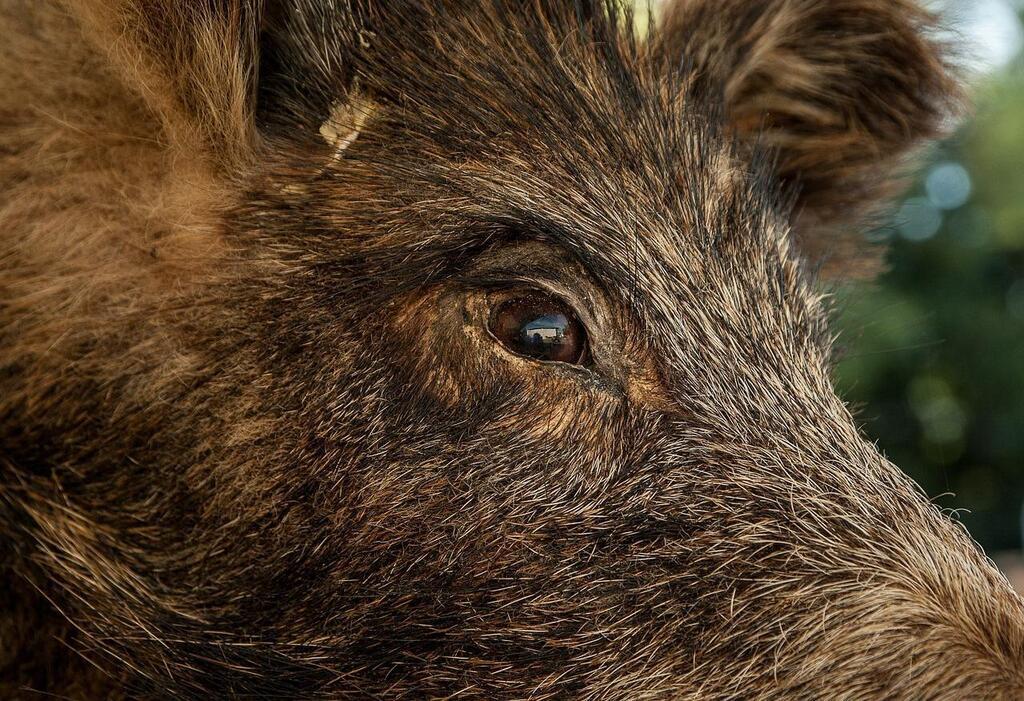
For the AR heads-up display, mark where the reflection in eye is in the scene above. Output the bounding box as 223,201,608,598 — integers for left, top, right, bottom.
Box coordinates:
488,293,587,365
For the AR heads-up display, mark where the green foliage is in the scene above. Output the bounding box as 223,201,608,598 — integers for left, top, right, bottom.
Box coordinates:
835,55,1024,552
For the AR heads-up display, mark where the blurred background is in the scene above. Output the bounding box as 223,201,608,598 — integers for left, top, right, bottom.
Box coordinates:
832,0,1024,587
641,0,1024,584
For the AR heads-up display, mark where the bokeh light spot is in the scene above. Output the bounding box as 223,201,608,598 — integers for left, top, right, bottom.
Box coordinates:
926,162,973,210
938,0,1024,74
897,197,944,242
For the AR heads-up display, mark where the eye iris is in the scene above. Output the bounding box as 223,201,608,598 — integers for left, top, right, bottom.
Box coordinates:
489,294,586,364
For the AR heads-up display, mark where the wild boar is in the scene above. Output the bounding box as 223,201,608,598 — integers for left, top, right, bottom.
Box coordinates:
2,0,1022,698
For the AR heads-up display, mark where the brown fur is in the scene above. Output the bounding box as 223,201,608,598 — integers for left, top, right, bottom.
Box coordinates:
1,1,1020,699
649,0,965,277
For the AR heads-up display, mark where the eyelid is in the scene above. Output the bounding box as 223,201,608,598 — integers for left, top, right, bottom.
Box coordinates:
471,277,601,336
459,242,617,361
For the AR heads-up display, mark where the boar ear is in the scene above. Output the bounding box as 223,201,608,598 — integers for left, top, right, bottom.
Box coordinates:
67,0,264,169
649,0,965,278
67,1,374,168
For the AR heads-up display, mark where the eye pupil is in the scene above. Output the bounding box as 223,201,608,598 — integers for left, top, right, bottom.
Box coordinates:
488,294,587,365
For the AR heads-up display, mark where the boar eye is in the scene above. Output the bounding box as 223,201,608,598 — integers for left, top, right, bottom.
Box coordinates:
487,293,588,365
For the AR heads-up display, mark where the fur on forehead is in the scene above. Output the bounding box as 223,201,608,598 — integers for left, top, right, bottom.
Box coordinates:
263,0,794,250
71,0,957,281
248,2,825,351
259,0,958,283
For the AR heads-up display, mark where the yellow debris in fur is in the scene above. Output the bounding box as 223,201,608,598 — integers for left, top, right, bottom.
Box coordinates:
319,92,377,160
